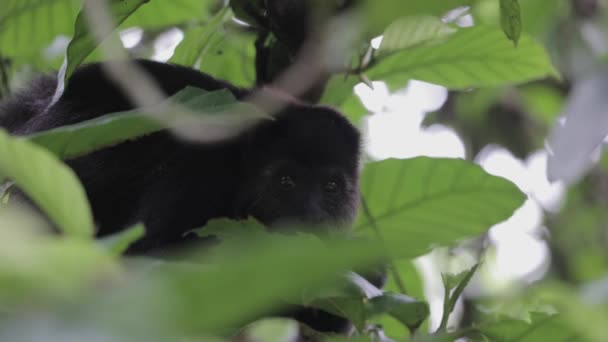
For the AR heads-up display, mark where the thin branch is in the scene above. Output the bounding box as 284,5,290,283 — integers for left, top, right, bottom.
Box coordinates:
360,197,407,295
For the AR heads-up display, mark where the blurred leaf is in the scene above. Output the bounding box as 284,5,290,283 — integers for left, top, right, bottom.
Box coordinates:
472,0,566,36
319,75,367,124
98,224,145,256
194,217,268,243
0,217,117,305
195,28,257,87
90,234,388,335
499,0,521,46
0,129,94,238
546,66,608,185
377,16,457,57
519,84,564,125
0,0,216,68
0,0,79,68
243,318,300,342
62,0,148,82
367,293,430,329
27,87,269,159
530,284,608,342
478,312,585,342
357,157,525,258
368,26,556,90
170,7,233,67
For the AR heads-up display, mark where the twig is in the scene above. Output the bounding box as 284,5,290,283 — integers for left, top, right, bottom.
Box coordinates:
360,197,407,295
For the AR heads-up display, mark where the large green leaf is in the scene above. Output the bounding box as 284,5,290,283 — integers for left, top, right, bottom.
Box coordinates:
356,157,525,258
27,87,269,160
92,232,388,335
0,129,94,238
360,0,474,38
368,25,557,90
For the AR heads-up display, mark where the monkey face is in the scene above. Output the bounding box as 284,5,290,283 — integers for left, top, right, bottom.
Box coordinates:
239,159,359,232
235,105,361,233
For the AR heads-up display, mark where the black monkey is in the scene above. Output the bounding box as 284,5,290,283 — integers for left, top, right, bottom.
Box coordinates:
1,59,361,251
0,59,379,334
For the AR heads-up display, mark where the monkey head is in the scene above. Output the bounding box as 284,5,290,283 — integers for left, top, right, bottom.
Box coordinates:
235,105,361,233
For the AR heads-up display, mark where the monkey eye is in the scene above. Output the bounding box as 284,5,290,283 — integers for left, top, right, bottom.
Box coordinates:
279,176,296,190
324,180,339,193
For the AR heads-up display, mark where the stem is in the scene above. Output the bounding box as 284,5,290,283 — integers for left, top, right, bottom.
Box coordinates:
0,53,9,98
360,196,407,294
437,275,451,332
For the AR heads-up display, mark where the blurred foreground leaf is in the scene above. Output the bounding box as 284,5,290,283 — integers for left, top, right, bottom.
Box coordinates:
0,129,94,238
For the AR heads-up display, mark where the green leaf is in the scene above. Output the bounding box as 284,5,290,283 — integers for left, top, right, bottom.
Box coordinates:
0,207,116,304
170,7,233,67
0,0,79,68
360,0,473,38
97,223,145,256
368,26,557,90
499,0,521,46
319,75,367,124
377,16,457,57
27,110,163,160
367,293,430,329
0,0,217,68
479,312,583,342
93,235,388,335
27,87,269,160
195,28,257,87
0,129,94,238
357,157,526,258
193,218,268,242
243,318,300,342
439,263,479,331
62,0,148,82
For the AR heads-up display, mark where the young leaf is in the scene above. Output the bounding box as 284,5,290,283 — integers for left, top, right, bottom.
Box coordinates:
97,224,145,256
377,16,457,57
499,0,522,46
360,0,473,38
0,129,94,238
368,26,556,90
438,263,479,331
356,157,526,259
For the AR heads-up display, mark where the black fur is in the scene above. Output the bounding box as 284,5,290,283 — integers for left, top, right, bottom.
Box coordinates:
0,59,372,333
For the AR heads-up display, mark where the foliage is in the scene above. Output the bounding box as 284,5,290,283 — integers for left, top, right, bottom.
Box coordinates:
0,0,606,341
